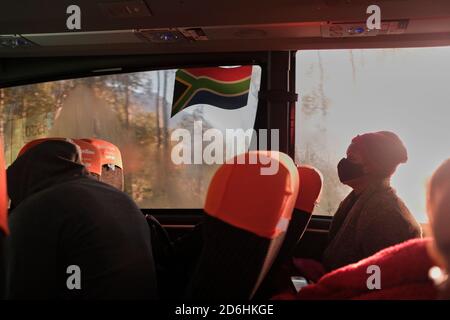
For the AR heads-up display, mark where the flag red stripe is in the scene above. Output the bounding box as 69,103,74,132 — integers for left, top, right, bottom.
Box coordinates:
184,66,252,82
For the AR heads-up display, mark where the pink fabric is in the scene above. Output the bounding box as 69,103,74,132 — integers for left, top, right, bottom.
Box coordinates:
292,258,326,283
273,238,437,300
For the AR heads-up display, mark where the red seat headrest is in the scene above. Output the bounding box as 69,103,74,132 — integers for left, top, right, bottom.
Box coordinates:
72,139,102,176
18,138,65,158
295,165,323,213
81,138,123,169
204,151,299,239
17,138,102,176
0,136,8,235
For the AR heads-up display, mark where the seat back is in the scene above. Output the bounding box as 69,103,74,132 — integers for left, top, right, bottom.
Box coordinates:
81,138,124,190
278,165,323,264
256,165,323,298
72,139,102,179
18,137,65,158
185,151,299,300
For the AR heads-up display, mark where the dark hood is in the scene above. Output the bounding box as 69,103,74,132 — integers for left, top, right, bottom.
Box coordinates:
7,140,88,209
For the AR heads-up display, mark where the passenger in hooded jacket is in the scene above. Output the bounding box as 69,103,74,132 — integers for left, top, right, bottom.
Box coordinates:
6,140,157,299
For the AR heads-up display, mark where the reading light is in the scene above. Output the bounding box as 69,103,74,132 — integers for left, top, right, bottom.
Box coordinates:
135,29,186,43
353,27,366,34
0,35,34,48
158,32,180,42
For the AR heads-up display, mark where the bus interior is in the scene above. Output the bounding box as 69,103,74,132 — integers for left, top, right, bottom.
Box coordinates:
1,0,450,301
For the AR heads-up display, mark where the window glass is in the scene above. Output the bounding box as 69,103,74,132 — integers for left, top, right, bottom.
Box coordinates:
296,48,450,222
0,66,261,208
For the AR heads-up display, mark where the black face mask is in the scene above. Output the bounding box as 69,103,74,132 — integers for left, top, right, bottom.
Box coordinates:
337,158,365,183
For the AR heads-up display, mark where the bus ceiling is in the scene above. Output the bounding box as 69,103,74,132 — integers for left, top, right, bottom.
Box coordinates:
1,0,450,57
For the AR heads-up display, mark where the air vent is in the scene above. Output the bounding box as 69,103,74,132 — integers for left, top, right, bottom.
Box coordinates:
321,20,409,38
0,35,35,48
179,28,209,41
99,0,152,18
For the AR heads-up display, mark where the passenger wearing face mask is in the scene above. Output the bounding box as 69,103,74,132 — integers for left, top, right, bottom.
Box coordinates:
322,131,422,271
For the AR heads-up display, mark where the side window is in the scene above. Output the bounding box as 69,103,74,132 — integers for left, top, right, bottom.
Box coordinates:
0,66,262,208
295,48,450,222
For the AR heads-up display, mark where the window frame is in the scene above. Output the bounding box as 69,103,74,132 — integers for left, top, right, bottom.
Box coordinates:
1,51,300,211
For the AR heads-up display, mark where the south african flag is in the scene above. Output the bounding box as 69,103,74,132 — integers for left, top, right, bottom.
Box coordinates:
171,66,252,117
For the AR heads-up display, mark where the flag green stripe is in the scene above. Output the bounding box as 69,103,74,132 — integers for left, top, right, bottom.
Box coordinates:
173,69,252,114
173,87,248,114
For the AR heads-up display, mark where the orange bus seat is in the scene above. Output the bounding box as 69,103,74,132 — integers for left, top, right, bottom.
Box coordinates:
257,165,323,298
72,139,102,178
0,136,8,235
185,151,299,300
18,138,102,178
81,139,124,191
